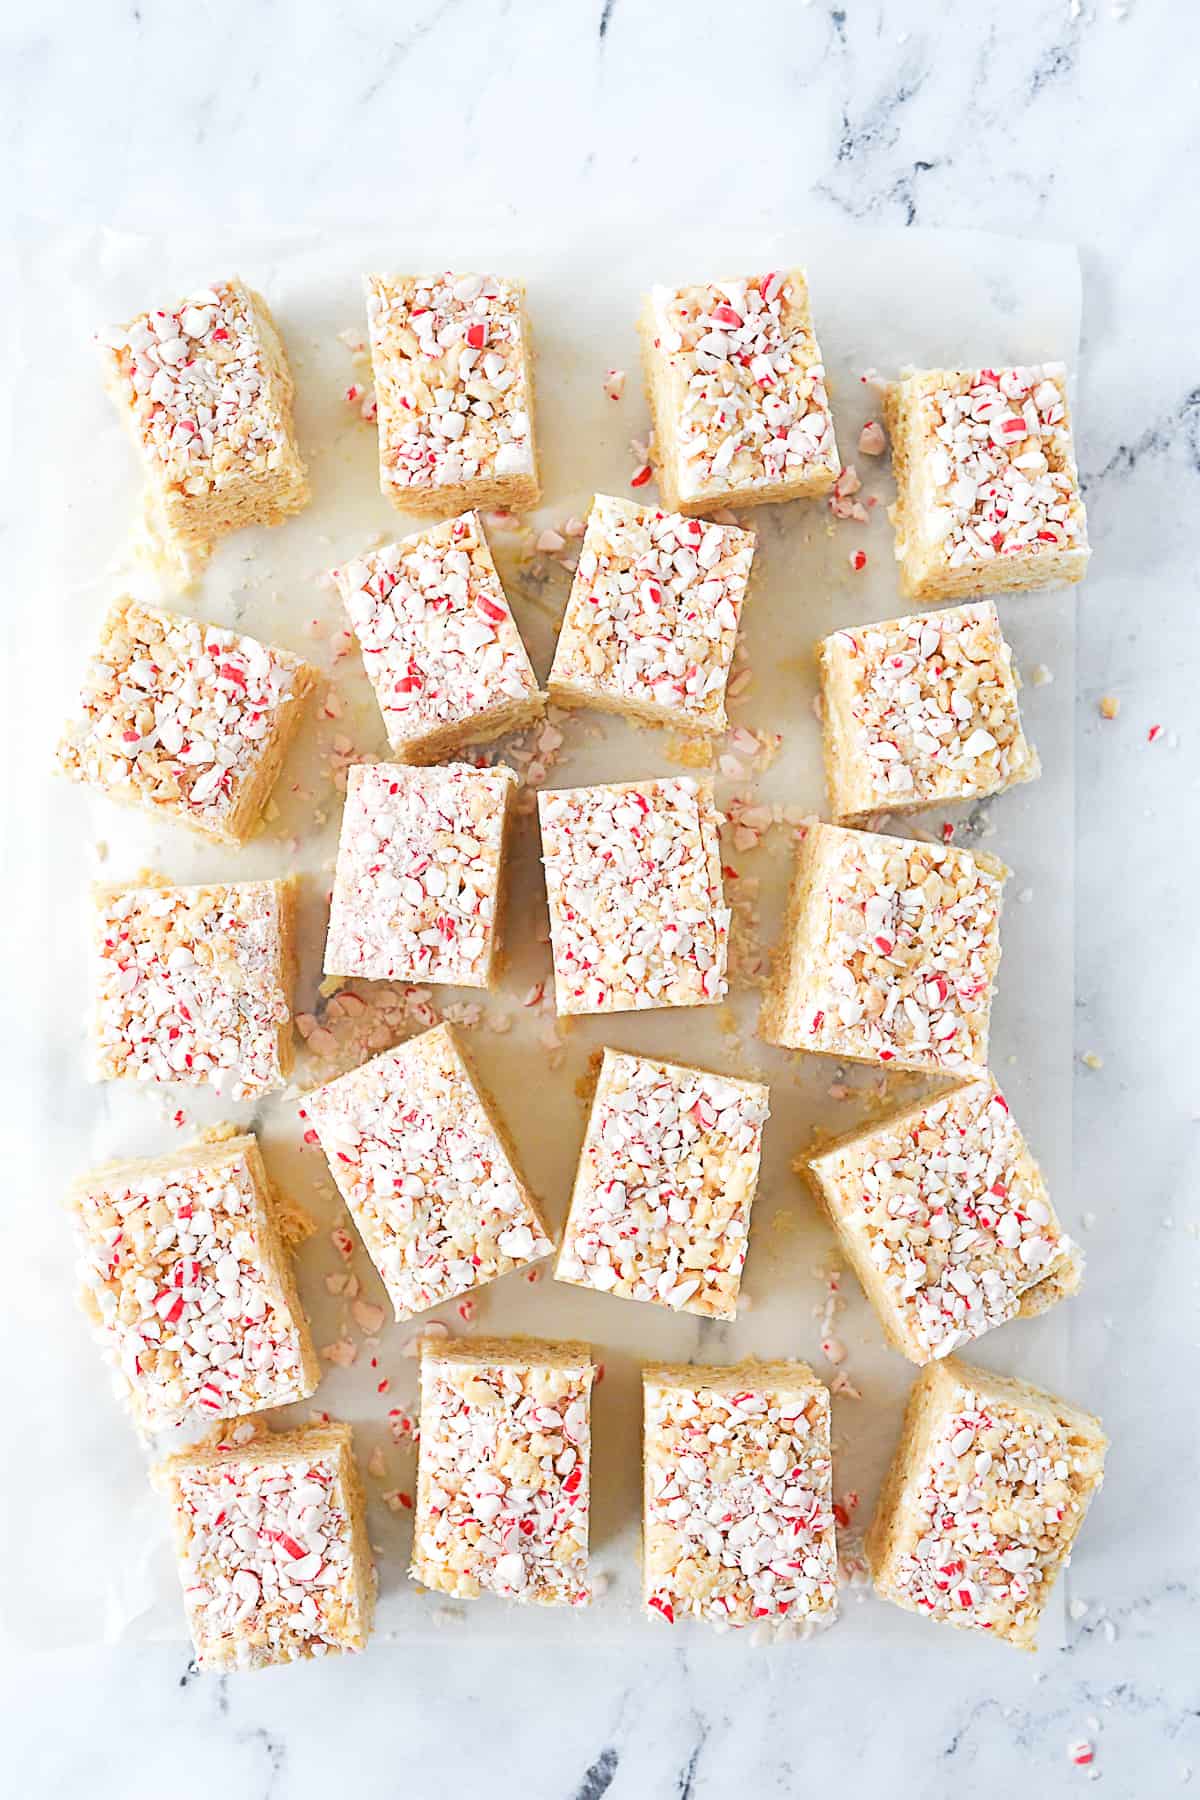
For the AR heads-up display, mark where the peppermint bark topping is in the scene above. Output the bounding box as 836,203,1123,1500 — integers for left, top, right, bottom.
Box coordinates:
100,279,290,495
643,1370,838,1631
922,365,1086,569
93,880,293,1097
333,512,538,756
324,762,515,987
58,598,311,838
820,601,1037,813
415,1344,593,1606
70,1143,312,1430
170,1447,360,1668
366,273,533,494
894,1390,1094,1634
649,272,838,499
538,777,729,1014
811,1081,1077,1360
787,824,1004,1073
550,495,755,731
557,1052,768,1318
306,1027,551,1320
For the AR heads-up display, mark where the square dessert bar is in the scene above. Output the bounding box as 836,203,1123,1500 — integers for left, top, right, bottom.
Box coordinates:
324,761,516,989
538,777,729,1016
817,601,1040,825
333,510,541,764
640,269,840,513
92,876,298,1097
67,1133,319,1432
865,1357,1107,1649
803,1079,1082,1365
547,495,756,736
642,1361,838,1633
365,272,539,515
305,1023,553,1321
413,1336,593,1607
98,277,308,585
760,822,1005,1076
57,597,316,844
884,364,1090,601
154,1421,375,1670
555,1050,769,1319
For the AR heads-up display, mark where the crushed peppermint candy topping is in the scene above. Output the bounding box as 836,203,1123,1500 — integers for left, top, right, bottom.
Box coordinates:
888,1376,1106,1642
647,271,839,500
548,494,755,732
808,1079,1079,1361
324,761,515,988
305,1025,552,1321
70,1140,314,1430
643,1369,838,1631
58,598,313,842
162,1434,368,1670
557,1050,768,1319
366,273,534,495
332,511,539,758
93,878,294,1097
414,1342,593,1606
99,279,293,496
766,823,1004,1074
819,601,1038,818
537,777,729,1015
907,364,1087,570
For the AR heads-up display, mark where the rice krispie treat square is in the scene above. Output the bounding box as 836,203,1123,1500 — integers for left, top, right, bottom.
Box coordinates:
555,1050,769,1319
759,822,1005,1076
98,277,309,587
92,876,298,1097
865,1357,1107,1650
802,1078,1082,1364
365,272,539,515
412,1336,593,1607
67,1133,318,1432
333,510,541,763
884,364,1090,602
547,495,755,736
305,1023,553,1321
324,761,516,989
817,601,1040,825
57,597,316,844
537,777,729,1016
154,1421,375,1671
640,269,840,513
642,1361,838,1634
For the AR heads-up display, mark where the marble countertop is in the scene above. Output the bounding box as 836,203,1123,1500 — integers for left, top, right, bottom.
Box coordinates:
4,1,1197,1796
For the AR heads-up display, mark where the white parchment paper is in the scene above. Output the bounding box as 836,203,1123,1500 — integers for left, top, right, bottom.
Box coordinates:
2,224,1079,1656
